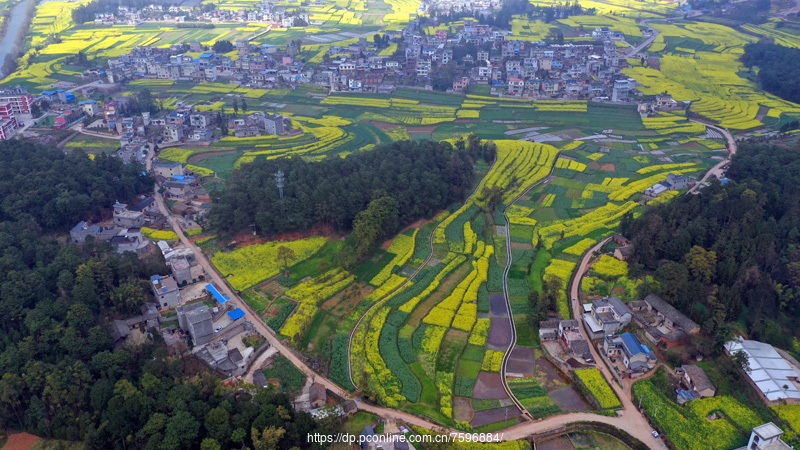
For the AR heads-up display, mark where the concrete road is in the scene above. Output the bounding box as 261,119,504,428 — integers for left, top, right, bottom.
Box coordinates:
146,153,666,446
565,237,668,449
686,121,737,194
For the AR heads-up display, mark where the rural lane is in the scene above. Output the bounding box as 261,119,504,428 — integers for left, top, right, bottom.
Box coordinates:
565,237,668,449
145,152,663,445
686,120,737,194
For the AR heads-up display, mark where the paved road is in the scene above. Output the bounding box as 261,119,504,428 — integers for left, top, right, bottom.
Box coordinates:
627,21,660,58
498,170,561,418
686,120,737,194
144,154,663,446
243,347,279,384
565,237,668,449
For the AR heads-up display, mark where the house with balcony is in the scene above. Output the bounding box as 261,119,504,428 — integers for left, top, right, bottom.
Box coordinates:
583,296,633,340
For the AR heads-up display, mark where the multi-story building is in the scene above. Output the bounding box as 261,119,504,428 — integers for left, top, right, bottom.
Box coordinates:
150,274,180,309
0,86,32,114
0,102,18,140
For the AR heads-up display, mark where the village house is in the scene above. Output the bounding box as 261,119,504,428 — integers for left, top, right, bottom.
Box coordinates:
538,319,560,341
113,201,145,228
739,423,792,450
603,332,653,373
636,294,699,347
559,319,592,360
177,302,214,346
680,364,716,399
582,296,633,340
150,274,180,309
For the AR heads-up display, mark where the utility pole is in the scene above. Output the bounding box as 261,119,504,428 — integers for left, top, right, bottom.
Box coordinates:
275,169,285,203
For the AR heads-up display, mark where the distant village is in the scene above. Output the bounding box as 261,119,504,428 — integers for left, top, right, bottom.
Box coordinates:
90,18,642,99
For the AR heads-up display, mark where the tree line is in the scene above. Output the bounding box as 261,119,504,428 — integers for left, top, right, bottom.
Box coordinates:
0,140,153,231
208,139,476,238
621,142,800,350
742,43,800,105
72,0,152,24
0,140,332,448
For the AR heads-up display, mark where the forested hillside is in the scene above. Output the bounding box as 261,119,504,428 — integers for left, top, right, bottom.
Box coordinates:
0,141,330,449
208,139,477,235
742,43,800,105
0,140,153,231
621,143,800,349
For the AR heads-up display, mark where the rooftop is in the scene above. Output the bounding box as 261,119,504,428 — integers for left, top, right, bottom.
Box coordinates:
207,283,230,304
621,332,646,357
682,364,715,392
228,308,245,321
753,422,783,440
725,338,800,402
644,294,698,332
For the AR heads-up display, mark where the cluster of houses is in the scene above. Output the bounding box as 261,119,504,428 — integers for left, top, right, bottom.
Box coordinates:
541,292,703,379
644,172,693,198
79,94,290,144
154,160,208,201
0,85,34,140
69,197,165,255
89,17,640,99
99,44,304,86
98,1,310,27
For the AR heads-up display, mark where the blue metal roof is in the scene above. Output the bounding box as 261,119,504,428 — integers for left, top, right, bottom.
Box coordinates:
621,332,645,356
41,90,56,95
227,308,245,320
199,53,214,58
206,283,230,304
78,100,95,105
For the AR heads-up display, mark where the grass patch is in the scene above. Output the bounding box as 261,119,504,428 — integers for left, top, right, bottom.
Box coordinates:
263,354,305,393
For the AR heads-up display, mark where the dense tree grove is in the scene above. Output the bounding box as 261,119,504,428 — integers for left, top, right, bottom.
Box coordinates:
208,140,476,236
622,143,800,349
0,140,153,231
742,43,800,104
72,0,151,24
427,0,593,28
0,141,331,448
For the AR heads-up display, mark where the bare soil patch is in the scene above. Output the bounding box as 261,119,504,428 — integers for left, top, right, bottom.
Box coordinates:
470,406,519,427
367,120,397,130
510,242,534,251
4,433,41,450
507,347,536,375
187,150,236,163
535,356,569,390
535,193,548,204
473,371,509,399
407,125,437,133
489,294,509,317
453,397,474,423
321,284,372,316
547,385,592,411
536,435,575,450
487,317,512,351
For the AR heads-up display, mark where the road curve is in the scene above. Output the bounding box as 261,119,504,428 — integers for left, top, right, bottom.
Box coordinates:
146,152,662,446
498,159,563,418
346,157,497,390
686,120,737,194
564,237,667,449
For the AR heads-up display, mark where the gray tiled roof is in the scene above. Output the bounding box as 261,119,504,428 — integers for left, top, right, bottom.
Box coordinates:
644,294,698,332
571,339,590,356
682,364,715,392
